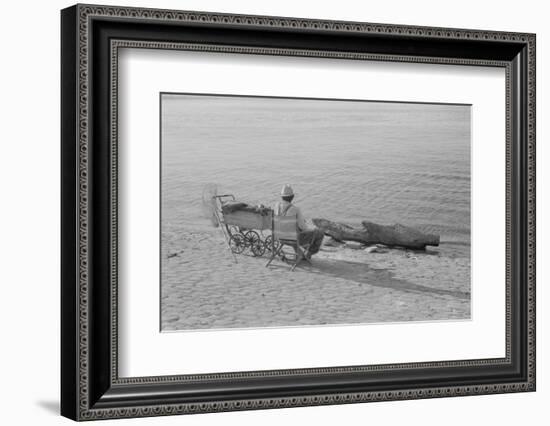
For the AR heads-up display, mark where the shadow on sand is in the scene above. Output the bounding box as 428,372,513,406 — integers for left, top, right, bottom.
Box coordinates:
270,255,470,300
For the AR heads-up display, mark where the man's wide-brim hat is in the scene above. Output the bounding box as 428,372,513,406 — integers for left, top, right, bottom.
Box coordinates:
281,184,294,197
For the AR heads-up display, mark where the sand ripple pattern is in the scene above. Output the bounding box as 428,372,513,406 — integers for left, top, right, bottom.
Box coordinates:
161,227,470,331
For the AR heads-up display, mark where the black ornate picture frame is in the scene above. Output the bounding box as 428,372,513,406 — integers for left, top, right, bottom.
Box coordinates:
61,4,536,421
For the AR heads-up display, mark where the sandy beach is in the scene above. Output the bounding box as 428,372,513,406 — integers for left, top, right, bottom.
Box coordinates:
161,224,470,331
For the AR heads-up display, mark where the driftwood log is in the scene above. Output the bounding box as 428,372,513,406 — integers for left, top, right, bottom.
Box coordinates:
312,218,440,250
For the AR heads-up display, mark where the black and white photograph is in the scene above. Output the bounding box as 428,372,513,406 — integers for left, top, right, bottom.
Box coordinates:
160,93,471,331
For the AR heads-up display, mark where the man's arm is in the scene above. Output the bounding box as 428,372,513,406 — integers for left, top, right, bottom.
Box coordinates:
294,206,308,231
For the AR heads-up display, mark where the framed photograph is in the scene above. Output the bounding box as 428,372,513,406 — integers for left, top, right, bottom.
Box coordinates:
61,4,536,421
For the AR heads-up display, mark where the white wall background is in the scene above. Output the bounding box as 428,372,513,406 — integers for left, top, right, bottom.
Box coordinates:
0,0,546,424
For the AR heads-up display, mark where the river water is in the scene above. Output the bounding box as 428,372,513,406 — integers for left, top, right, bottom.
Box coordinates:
161,94,470,258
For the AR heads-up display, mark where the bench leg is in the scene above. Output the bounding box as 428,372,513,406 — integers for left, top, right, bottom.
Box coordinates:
266,245,283,267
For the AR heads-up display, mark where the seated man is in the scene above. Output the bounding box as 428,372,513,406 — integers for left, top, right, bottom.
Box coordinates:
273,184,324,259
